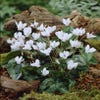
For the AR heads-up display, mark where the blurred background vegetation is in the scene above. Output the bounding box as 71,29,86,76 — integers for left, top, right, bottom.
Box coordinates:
0,0,100,36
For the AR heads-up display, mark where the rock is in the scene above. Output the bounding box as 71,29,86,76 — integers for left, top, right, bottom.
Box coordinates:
0,37,11,54
0,76,40,93
68,10,100,34
4,6,100,34
4,6,64,32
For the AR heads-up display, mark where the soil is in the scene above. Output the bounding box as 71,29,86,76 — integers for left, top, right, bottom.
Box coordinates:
0,64,100,100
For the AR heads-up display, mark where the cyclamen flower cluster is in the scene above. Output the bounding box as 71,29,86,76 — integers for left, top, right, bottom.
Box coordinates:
7,18,96,77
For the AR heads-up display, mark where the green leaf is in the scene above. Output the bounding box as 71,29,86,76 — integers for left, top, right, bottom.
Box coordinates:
86,53,93,62
0,51,21,65
89,56,98,65
62,26,73,33
7,61,22,80
40,78,55,91
68,79,76,91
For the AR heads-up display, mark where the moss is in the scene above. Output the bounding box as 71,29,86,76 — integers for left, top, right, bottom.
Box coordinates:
19,89,100,100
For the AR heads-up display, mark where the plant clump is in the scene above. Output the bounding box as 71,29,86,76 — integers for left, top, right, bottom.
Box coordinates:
1,18,98,93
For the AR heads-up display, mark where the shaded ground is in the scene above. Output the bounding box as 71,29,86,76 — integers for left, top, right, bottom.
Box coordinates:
0,63,100,99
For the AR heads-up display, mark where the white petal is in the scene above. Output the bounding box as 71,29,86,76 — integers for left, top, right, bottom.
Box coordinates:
41,68,49,76
23,27,32,37
15,56,24,64
86,33,96,38
62,18,71,26
30,59,40,67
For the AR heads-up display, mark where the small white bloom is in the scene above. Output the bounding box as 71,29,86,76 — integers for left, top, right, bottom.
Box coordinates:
59,51,70,59
41,26,56,37
50,41,60,48
15,21,27,31
32,33,40,40
40,47,52,56
86,32,96,38
72,28,85,36
30,59,40,67
70,40,82,48
32,44,38,50
31,20,39,28
23,40,33,50
85,45,96,53
62,18,71,26
36,42,46,50
41,68,49,76
37,24,45,31
23,26,32,37
23,44,32,50
11,39,24,50
7,38,16,44
67,60,78,70
46,26,56,33
14,32,25,40
55,31,72,42
15,56,24,64
26,40,34,46
11,44,20,50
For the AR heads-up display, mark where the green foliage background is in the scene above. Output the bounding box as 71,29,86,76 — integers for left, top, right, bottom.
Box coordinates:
49,0,100,17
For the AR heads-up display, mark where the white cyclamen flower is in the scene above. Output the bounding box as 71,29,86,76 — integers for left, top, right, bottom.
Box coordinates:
32,33,40,40
40,47,52,56
67,60,78,70
37,24,45,31
85,45,96,53
70,40,82,48
23,26,32,37
30,59,40,67
50,41,60,48
32,44,38,50
11,43,21,50
23,40,33,50
72,28,85,36
62,18,71,26
15,21,27,31
26,40,34,46
7,38,16,44
11,39,24,50
41,26,56,37
14,32,25,40
86,32,96,38
41,68,49,76
31,20,39,28
23,44,32,50
15,56,24,64
59,51,70,59
55,31,72,42
32,42,46,51
36,42,46,50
